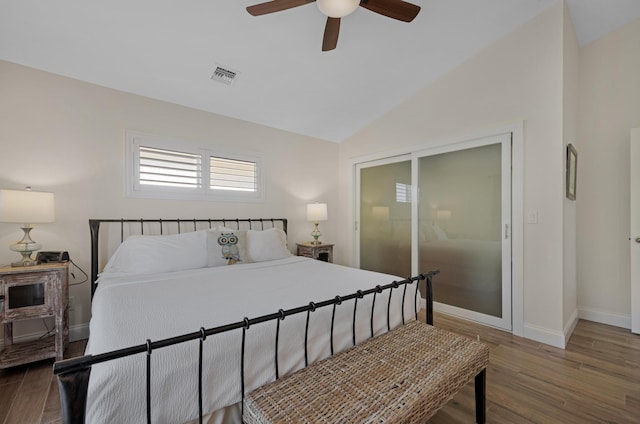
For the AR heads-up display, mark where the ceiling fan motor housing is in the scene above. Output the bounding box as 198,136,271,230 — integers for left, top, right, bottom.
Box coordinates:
317,0,360,18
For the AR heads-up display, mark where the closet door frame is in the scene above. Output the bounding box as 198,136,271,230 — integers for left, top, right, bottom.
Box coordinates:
349,122,524,336
412,133,512,330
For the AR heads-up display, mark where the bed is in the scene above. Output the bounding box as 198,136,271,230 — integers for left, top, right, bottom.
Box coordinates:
55,218,436,424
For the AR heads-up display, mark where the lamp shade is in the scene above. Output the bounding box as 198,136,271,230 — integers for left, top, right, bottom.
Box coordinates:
0,189,55,224
316,0,360,18
372,206,390,221
307,203,328,222
436,209,452,220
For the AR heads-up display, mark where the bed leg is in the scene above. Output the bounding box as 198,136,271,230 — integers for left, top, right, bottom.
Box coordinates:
89,219,101,300
55,360,92,424
474,368,486,424
425,274,434,325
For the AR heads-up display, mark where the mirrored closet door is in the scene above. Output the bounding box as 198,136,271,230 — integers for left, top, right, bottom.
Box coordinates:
356,133,512,330
356,156,412,278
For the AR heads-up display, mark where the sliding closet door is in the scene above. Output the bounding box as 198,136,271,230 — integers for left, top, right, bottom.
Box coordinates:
354,134,511,329
416,135,511,329
356,156,411,277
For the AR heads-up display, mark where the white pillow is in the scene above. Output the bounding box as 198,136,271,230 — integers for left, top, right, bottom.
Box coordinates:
206,229,248,267
246,228,291,262
432,223,448,241
103,230,208,275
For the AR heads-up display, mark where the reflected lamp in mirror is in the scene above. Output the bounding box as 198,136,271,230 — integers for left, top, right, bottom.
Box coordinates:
372,206,390,222
0,188,55,267
306,203,328,245
436,210,451,220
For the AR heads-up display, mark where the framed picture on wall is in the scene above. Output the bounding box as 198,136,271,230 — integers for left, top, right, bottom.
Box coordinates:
566,144,577,200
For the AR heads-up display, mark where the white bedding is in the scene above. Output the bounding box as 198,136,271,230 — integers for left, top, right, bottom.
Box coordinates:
87,256,419,424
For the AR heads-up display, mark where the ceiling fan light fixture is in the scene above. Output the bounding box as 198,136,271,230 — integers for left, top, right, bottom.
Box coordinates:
316,0,360,18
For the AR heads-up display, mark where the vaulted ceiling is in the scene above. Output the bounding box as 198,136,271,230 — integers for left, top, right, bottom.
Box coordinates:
1,0,639,142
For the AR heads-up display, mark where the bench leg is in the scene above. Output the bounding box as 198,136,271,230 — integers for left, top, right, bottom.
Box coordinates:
474,368,486,424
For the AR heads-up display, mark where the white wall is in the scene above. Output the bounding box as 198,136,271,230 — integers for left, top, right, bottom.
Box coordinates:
0,60,340,340
577,17,640,328
562,0,579,337
338,2,570,345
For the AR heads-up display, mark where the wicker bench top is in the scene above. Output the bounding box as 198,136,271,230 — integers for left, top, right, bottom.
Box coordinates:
243,320,490,424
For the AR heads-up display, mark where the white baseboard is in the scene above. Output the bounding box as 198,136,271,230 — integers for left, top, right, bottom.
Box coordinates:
69,323,90,342
406,299,631,347
424,297,569,348
563,309,579,346
578,307,631,329
522,322,566,348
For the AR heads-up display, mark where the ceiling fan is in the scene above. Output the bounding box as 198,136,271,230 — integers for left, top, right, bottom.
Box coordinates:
246,0,421,51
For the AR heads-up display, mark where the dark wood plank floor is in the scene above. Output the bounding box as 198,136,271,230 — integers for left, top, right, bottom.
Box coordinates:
0,339,86,424
1,314,638,423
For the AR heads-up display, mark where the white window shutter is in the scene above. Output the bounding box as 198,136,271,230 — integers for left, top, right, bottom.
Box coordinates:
210,156,257,192
139,147,202,188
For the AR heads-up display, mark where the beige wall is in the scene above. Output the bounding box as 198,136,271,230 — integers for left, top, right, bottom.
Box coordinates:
338,2,571,345
0,60,339,339
577,17,640,327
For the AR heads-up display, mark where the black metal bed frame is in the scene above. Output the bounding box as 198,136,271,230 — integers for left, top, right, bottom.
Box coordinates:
55,218,437,424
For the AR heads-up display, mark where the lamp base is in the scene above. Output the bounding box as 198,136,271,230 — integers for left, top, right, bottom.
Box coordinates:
310,222,322,245
11,252,39,267
9,226,42,267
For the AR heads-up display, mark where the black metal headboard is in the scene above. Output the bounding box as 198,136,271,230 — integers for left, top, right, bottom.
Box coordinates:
89,218,288,299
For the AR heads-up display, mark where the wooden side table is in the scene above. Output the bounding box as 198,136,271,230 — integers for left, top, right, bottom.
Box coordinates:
0,262,69,368
296,242,334,263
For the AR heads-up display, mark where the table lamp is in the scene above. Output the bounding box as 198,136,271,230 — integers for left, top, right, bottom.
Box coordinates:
307,203,328,245
0,188,55,266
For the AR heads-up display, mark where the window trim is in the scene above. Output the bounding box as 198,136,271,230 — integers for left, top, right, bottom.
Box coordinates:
125,130,264,202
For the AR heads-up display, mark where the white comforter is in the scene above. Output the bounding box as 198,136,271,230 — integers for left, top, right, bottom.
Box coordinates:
86,257,419,424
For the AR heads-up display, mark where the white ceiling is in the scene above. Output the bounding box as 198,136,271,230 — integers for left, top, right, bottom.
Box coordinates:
1,0,639,142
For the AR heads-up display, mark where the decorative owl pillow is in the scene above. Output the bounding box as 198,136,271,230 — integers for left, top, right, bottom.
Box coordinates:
206,229,248,267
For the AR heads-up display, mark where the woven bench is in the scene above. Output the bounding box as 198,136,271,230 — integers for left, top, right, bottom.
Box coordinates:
243,319,490,423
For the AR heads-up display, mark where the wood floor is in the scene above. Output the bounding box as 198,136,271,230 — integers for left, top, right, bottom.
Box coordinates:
0,314,638,424
429,314,640,423
0,339,86,424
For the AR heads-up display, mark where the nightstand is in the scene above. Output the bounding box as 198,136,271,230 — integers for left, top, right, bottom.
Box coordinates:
296,242,334,263
0,262,69,368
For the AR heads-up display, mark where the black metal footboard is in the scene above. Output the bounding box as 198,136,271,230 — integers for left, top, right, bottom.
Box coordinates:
54,271,438,424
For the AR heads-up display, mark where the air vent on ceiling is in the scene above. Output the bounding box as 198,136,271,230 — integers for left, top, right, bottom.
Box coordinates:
211,65,239,85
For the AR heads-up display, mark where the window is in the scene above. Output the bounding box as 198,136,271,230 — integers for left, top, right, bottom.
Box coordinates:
395,183,412,203
126,131,263,202
210,157,257,192
139,146,202,188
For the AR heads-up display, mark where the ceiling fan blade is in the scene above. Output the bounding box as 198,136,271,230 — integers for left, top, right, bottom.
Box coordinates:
322,17,340,51
246,0,315,16
359,0,420,22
